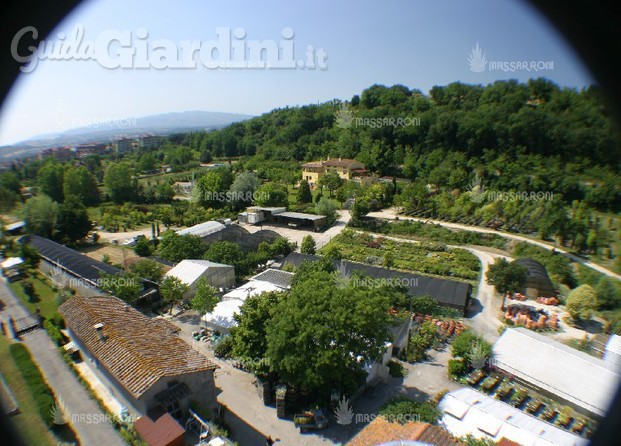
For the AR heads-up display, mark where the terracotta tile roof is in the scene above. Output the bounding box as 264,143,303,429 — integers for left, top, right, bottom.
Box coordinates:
418,424,464,446
347,418,463,446
302,162,323,168
59,296,217,399
323,158,360,168
134,413,185,446
302,158,364,169
497,438,522,446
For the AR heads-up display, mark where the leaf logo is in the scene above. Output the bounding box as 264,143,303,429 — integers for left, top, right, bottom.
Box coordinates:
468,43,487,73
51,395,70,425
334,396,354,425
334,102,354,129
467,173,486,204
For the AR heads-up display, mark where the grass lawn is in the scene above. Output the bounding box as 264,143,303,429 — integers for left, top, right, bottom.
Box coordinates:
0,336,57,446
8,273,59,320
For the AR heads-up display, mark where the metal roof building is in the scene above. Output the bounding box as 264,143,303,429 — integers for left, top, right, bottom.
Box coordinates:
492,328,621,417
249,268,294,289
164,260,235,294
28,235,122,287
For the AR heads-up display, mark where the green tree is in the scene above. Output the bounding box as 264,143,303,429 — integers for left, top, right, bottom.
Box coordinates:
99,272,142,305
204,241,244,266
297,179,312,204
134,236,152,257
566,284,599,321
191,277,219,314
23,195,59,238
37,162,64,202
104,163,134,204
231,291,281,375
160,275,189,314
350,197,370,223
228,172,260,209
254,182,289,207
137,153,158,172
596,277,621,310
199,149,212,164
486,258,528,294
20,244,40,270
158,231,207,263
300,235,316,255
55,195,91,242
315,197,338,226
322,244,342,261
63,166,100,206
156,183,175,203
130,259,164,282
451,330,492,365
318,169,343,197
0,172,21,194
0,186,19,212
266,269,392,394
195,170,227,208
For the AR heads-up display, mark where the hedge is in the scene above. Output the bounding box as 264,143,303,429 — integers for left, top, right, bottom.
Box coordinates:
9,343,56,427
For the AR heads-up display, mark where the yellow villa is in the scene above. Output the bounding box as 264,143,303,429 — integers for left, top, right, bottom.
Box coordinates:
301,157,374,188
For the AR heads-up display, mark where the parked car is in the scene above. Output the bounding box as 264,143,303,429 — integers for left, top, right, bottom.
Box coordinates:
293,409,328,432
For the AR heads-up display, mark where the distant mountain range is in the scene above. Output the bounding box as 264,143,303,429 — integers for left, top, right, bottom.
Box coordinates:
0,110,253,160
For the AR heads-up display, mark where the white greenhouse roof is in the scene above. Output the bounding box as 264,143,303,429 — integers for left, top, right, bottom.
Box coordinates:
439,388,588,446
176,221,225,238
165,259,232,286
222,280,284,302
493,328,620,416
203,300,243,329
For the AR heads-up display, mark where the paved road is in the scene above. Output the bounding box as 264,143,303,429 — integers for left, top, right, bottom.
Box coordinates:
368,208,621,281
0,279,125,446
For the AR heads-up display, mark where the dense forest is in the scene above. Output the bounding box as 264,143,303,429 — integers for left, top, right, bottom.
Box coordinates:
183,79,620,212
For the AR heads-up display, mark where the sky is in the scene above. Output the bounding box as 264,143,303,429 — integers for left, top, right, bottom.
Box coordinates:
0,0,594,146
